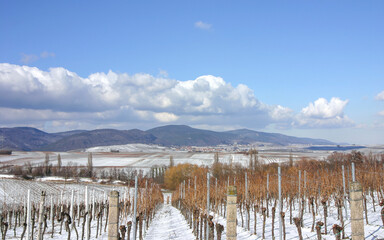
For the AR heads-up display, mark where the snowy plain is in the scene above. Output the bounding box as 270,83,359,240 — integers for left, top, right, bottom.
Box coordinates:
0,144,335,177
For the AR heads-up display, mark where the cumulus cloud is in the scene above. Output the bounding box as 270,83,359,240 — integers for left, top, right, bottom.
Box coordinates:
0,63,356,131
301,98,348,119
0,64,262,115
376,90,384,101
0,63,114,112
295,97,354,128
0,63,272,127
195,21,212,30
154,112,179,122
269,105,294,121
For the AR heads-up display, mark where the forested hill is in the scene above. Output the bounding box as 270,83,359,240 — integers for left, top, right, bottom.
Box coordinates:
0,125,334,151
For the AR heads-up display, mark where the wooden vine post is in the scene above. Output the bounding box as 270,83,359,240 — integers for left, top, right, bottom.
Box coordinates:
226,186,237,240
278,166,282,240
26,189,31,240
108,191,119,240
85,186,89,240
350,181,365,240
132,175,138,240
206,172,210,240
37,191,46,240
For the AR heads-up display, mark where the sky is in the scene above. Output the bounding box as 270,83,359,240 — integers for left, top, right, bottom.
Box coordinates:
0,1,383,145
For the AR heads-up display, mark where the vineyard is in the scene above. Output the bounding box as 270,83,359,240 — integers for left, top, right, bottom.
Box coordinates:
170,152,384,239
0,178,163,240
0,150,384,239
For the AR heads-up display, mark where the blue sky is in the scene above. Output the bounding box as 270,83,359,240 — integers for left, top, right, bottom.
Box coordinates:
0,1,383,144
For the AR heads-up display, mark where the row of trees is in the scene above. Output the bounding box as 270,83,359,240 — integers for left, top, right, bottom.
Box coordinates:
5,153,150,184
4,153,178,185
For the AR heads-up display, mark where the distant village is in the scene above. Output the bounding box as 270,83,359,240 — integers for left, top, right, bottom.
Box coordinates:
172,143,284,153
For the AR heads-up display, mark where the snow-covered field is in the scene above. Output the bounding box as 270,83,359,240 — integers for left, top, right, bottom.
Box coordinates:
0,144,336,175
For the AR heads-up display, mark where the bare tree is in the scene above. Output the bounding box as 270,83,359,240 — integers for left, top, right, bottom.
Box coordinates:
248,149,258,170
87,153,93,178
214,152,219,164
44,153,50,176
57,154,62,171
169,155,174,168
289,149,293,167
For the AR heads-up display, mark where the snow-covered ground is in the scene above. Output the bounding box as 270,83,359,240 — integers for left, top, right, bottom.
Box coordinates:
0,178,130,206
0,144,336,175
1,143,383,172
175,195,384,240
144,192,384,240
145,204,195,239
0,178,383,239
87,143,171,153
1,145,384,239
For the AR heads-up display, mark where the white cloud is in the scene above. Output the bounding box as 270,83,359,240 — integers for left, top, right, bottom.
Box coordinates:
20,51,55,64
40,51,55,58
21,54,39,64
376,90,384,101
269,105,294,121
0,63,357,131
154,112,179,122
0,107,93,124
295,97,354,128
0,63,113,111
195,21,212,30
158,69,168,78
376,91,384,116
301,97,348,119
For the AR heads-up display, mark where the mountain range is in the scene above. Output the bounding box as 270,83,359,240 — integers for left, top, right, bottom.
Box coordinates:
0,125,334,151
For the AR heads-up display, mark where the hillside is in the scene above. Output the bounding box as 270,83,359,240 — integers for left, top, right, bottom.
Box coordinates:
0,127,60,151
0,125,335,151
226,129,334,146
147,125,236,146
44,129,157,151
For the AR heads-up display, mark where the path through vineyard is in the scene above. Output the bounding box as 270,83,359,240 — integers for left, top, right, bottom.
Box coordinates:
144,193,257,240
144,203,195,240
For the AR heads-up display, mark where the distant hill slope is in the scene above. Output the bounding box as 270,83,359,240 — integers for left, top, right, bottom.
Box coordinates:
44,129,157,151
0,127,60,151
147,125,236,146
226,129,334,146
0,125,335,151
52,130,88,138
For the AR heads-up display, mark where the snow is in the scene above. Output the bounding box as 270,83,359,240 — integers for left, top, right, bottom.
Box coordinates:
1,146,384,239
87,143,171,153
145,205,195,240
0,178,130,206
207,196,384,240
0,179,383,239
0,147,334,173
0,174,16,178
